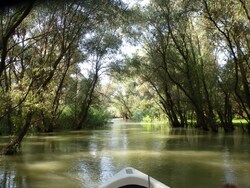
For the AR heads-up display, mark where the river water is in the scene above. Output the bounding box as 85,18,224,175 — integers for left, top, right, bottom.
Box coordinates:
0,119,250,188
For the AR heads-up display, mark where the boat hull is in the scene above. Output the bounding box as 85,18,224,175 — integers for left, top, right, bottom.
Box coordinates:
100,167,170,188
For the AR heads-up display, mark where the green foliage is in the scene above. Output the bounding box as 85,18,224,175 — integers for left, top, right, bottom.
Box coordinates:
131,111,144,121
108,73,166,122
86,106,111,128
0,0,130,155
0,117,9,135
143,115,152,123
57,106,75,130
0,0,249,155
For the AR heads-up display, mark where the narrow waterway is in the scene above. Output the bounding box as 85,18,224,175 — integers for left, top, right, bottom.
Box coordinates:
1,119,250,188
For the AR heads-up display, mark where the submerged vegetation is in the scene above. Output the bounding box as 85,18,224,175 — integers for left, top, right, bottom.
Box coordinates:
0,0,249,154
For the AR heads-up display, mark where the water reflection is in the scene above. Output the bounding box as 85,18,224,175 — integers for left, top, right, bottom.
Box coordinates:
1,121,250,188
223,147,236,185
0,162,21,188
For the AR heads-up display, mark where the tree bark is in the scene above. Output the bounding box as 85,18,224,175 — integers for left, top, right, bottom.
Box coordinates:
0,2,34,78
76,74,98,130
202,0,250,122
194,108,209,131
1,111,33,155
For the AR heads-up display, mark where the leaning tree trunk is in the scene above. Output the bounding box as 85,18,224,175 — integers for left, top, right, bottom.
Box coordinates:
165,90,184,128
1,112,33,155
0,2,34,78
76,74,98,130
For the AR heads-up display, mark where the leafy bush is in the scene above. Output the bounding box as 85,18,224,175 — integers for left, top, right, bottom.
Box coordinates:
57,106,75,130
143,115,152,123
131,110,144,121
86,106,111,128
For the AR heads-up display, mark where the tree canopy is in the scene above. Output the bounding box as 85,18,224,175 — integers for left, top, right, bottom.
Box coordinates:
0,0,249,155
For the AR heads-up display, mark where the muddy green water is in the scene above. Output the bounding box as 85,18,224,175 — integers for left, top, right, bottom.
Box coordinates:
1,119,250,188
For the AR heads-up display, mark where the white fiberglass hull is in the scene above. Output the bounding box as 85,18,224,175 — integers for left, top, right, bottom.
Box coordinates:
100,167,170,188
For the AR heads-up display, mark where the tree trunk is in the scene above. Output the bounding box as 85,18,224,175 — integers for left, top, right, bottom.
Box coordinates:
1,112,33,155
76,74,98,130
0,2,34,78
195,109,209,131
160,98,182,128
247,123,250,134
217,93,234,133
166,90,184,128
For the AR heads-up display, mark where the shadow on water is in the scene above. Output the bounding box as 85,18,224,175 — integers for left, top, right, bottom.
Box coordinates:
1,121,250,188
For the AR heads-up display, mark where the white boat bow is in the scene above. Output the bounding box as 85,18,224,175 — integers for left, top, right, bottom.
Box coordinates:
100,167,170,188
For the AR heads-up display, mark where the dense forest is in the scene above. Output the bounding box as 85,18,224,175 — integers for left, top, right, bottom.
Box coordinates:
0,0,249,155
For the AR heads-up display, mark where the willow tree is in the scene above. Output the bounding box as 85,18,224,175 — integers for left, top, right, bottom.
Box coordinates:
137,4,188,128
0,1,87,154
201,0,250,131
0,1,35,136
0,0,126,155
131,0,220,131
0,1,35,78
75,30,122,129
